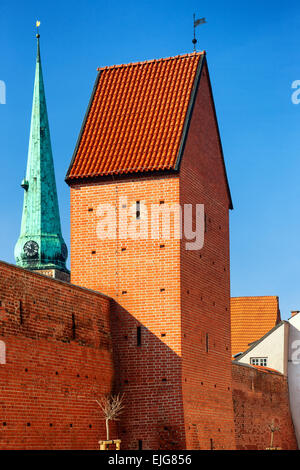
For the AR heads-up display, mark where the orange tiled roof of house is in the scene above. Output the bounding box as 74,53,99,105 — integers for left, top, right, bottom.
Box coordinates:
66,52,205,180
231,296,281,356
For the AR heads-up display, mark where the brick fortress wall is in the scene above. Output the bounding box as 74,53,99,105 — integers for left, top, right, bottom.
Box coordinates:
232,362,297,450
0,261,115,449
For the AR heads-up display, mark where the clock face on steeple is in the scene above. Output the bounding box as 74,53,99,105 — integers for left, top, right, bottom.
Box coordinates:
23,240,39,258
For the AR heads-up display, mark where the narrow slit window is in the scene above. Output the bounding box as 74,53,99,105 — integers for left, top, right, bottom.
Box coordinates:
19,300,23,324
137,326,142,346
136,201,141,220
206,333,209,353
138,440,143,450
72,313,76,340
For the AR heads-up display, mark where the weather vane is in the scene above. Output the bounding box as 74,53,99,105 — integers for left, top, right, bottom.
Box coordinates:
192,14,206,51
36,20,41,38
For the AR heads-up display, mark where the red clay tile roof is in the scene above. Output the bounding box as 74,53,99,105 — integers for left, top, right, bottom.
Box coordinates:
66,52,205,180
231,296,281,356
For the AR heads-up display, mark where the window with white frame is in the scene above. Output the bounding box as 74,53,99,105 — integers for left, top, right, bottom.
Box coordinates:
250,357,267,367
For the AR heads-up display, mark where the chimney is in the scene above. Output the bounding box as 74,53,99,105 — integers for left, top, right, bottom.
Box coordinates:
291,311,300,318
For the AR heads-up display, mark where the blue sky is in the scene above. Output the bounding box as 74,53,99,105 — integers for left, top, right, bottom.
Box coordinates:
0,0,299,319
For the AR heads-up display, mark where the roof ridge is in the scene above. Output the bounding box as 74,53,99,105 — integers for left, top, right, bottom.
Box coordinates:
97,51,205,71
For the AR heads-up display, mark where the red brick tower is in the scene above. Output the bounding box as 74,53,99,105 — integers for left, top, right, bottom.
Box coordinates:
66,52,235,450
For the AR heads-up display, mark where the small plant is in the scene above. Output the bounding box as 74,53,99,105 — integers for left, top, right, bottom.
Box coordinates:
268,420,280,449
96,393,125,441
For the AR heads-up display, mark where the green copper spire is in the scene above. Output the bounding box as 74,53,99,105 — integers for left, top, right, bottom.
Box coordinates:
14,33,69,273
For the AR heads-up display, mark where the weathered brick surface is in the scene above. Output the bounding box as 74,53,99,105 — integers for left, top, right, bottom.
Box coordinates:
0,261,115,449
69,62,236,449
232,363,297,450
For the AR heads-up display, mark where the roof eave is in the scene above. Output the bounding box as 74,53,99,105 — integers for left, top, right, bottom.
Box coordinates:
65,168,180,186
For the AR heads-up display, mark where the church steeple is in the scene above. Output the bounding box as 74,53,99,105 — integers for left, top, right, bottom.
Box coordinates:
14,31,69,280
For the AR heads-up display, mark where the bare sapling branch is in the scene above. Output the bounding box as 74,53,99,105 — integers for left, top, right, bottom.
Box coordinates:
96,393,125,440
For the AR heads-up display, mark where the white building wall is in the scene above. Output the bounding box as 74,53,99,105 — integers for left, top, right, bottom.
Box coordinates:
288,314,300,448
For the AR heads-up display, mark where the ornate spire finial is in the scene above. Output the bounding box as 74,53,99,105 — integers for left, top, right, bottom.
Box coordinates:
36,20,41,38
36,21,41,62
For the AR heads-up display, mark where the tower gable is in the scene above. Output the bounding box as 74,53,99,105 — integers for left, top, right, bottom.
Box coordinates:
179,59,232,209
